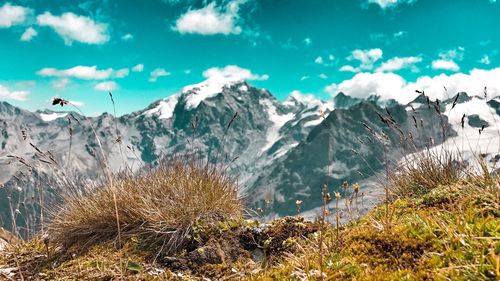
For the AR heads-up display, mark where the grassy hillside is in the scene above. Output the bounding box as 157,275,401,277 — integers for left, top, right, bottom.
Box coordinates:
0,159,498,280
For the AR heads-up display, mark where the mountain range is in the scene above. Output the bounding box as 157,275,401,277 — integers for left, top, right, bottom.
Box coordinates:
1,78,499,235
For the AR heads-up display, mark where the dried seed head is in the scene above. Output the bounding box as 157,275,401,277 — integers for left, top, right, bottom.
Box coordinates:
42,232,50,244
295,200,303,205
335,192,341,199
343,181,348,190
52,97,69,107
353,183,360,194
325,193,331,201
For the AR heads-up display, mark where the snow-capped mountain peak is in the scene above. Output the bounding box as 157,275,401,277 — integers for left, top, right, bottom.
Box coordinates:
142,94,179,119
182,77,250,110
284,90,333,111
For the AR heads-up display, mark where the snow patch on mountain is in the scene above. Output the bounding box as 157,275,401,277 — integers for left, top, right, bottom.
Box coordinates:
182,78,246,109
39,112,67,122
260,99,295,152
239,84,248,92
272,142,299,159
408,96,500,171
303,118,324,127
143,94,179,119
284,90,333,110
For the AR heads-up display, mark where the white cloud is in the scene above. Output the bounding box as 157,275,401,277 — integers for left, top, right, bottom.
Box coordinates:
328,54,335,61
393,31,407,38
37,12,109,45
432,59,460,71
132,64,144,72
300,75,310,81
439,47,465,61
94,81,117,91
376,56,422,72
114,68,130,78
52,78,70,90
319,74,328,79
430,47,464,71
201,65,268,82
315,56,324,64
121,33,133,41
370,31,408,44
480,55,491,65
326,72,407,102
348,48,383,70
174,0,246,35
325,68,500,104
184,69,192,74
366,0,416,9
0,84,29,100
339,65,359,72
37,66,131,80
20,27,37,41
303,37,312,46
149,68,171,82
0,3,31,28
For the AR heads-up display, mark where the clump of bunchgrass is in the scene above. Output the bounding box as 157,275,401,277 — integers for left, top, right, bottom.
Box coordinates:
388,149,468,200
48,157,243,255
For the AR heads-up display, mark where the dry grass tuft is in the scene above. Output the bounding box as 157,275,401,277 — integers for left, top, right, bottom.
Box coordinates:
48,157,243,255
388,150,468,200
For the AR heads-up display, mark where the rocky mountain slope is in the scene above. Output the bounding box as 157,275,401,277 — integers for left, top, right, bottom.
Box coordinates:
1,79,499,235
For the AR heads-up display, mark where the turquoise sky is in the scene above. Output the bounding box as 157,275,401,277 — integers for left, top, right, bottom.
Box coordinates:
0,0,499,115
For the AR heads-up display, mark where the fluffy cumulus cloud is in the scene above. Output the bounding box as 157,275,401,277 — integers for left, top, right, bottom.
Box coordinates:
342,48,383,72
431,47,463,71
376,56,422,72
94,81,117,91
20,27,37,41
149,68,171,82
432,59,460,71
202,65,268,82
325,68,500,104
174,0,247,35
339,65,358,73
352,48,383,68
37,66,130,80
366,0,416,9
0,3,31,28
37,12,109,45
0,84,29,100
132,64,144,72
326,72,407,102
